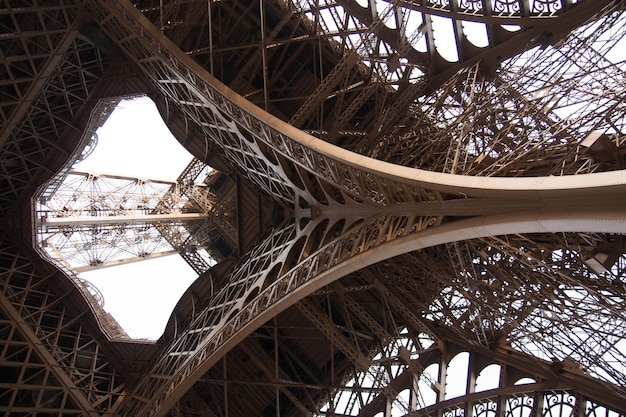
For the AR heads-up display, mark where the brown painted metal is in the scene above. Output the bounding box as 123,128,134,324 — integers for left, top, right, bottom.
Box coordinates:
1,1,626,417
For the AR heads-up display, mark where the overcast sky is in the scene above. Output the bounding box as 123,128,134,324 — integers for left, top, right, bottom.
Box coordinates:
74,97,198,339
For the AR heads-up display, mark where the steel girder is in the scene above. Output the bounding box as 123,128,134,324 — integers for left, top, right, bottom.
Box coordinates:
75,1,626,416
2,1,626,417
0,238,126,416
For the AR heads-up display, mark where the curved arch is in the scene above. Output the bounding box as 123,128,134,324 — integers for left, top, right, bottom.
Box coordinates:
476,364,502,392
515,377,536,385
90,0,626,210
144,205,626,417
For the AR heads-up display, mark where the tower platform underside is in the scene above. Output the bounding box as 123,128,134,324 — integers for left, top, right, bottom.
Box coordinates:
2,1,626,416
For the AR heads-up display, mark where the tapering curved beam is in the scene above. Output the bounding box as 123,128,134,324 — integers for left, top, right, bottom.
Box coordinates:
81,0,626,206
126,201,626,417
76,2,626,416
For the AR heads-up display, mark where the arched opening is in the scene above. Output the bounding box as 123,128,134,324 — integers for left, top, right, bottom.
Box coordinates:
475,363,501,392
431,15,459,62
445,351,469,400
463,21,489,48
416,363,439,408
35,96,208,340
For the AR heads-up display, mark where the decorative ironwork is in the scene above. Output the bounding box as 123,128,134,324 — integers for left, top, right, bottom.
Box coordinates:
2,1,626,417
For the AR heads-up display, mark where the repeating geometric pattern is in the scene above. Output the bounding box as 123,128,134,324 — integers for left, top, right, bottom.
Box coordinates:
1,1,626,417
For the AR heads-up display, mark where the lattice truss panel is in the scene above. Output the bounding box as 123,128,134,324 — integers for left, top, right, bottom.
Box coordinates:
163,234,626,417
36,171,179,271
373,8,626,176
395,234,626,388
68,1,626,416
0,1,108,215
0,239,125,416
153,159,236,273
35,157,234,275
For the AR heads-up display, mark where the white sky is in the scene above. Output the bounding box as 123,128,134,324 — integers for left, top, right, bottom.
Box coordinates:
65,18,516,403
67,10,490,342
74,96,198,340
74,97,191,181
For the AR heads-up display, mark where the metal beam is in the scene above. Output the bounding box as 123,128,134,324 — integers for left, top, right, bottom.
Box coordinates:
40,213,208,227
72,249,179,273
0,288,99,417
0,21,80,148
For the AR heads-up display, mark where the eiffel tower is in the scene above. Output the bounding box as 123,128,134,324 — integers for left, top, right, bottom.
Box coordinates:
2,1,626,416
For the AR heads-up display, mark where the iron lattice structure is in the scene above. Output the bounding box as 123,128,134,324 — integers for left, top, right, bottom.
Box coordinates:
2,0,626,416
35,158,234,275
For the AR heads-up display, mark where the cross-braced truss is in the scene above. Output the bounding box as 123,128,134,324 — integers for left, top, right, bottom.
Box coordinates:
2,1,626,417
34,159,232,275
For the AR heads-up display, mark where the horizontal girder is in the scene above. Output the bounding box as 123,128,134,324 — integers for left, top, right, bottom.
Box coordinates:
1,1,626,416
63,3,626,417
